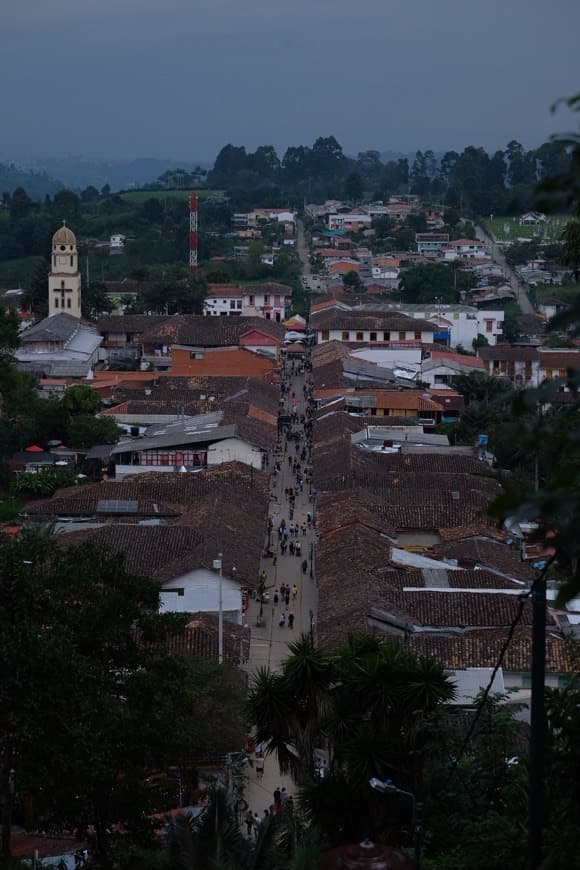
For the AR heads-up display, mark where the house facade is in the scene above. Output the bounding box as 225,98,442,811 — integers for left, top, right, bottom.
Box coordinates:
327,213,372,232
478,345,540,386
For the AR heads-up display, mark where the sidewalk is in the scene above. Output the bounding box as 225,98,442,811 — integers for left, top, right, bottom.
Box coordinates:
240,360,316,817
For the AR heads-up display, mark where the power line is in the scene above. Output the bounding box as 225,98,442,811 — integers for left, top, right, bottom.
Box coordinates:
444,558,553,788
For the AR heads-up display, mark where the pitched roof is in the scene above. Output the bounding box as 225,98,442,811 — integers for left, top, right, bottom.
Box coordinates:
538,349,580,370
428,536,536,582
478,345,538,362
141,315,285,347
408,629,575,674
375,588,547,629
311,309,434,333
138,613,250,665
20,313,84,344
96,314,169,335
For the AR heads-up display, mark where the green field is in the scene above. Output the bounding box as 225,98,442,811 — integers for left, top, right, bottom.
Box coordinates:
534,282,580,302
0,256,43,289
485,215,569,244
120,189,223,205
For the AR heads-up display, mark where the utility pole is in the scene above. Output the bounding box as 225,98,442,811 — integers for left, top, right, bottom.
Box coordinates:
213,555,224,665
529,570,547,868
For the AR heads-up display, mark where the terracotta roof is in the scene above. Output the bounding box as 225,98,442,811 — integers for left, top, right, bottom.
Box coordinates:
538,349,580,370
316,524,395,648
428,350,486,369
376,589,548,629
428,537,535,582
352,390,444,412
311,309,434,333
138,613,250,665
206,284,242,298
141,315,285,347
97,314,169,335
408,629,575,674
478,345,538,362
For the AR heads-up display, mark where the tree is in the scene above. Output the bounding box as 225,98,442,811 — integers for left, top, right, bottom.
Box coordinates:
8,187,32,222
342,270,363,293
0,301,20,350
82,281,114,320
247,634,454,846
0,530,245,864
560,219,580,281
67,415,120,448
61,384,103,417
345,171,364,204
398,263,473,304
141,197,165,224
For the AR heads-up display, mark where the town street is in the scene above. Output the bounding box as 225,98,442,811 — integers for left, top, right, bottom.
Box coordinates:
476,222,535,314
240,354,317,820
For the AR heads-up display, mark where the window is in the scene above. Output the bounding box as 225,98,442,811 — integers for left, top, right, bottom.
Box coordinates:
399,331,406,340
264,295,270,305
70,255,73,267
236,300,242,309
230,300,236,309
249,295,255,305
67,298,71,309
274,295,281,305
370,332,377,341
383,331,390,341
321,330,329,341
485,319,494,333
61,280,65,290
342,331,349,341
356,331,364,341
55,297,59,308
414,331,421,340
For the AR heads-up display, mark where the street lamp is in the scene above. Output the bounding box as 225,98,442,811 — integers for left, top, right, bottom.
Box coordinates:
369,778,422,870
212,555,223,665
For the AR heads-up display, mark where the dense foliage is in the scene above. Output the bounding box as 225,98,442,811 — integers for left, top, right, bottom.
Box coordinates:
0,530,245,866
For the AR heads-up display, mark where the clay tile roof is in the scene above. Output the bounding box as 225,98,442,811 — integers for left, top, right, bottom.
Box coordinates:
478,345,539,362
538,349,580,369
428,537,535,582
138,613,249,665
376,589,548,628
408,629,575,673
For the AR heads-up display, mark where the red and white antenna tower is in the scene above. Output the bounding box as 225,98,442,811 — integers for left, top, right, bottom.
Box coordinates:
188,193,199,276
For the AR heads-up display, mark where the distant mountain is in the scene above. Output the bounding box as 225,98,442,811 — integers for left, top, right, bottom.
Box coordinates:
0,162,63,199
26,157,209,192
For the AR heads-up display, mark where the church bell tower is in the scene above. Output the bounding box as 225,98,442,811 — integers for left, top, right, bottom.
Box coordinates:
48,222,82,318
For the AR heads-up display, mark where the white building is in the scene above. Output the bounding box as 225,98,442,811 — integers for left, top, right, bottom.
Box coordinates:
203,282,292,322
379,303,504,348
160,567,242,622
327,213,372,232
442,238,488,260
48,223,82,318
110,233,126,250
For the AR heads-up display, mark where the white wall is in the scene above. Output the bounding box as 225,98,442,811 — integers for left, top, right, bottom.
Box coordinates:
160,568,242,622
207,437,264,470
351,347,422,367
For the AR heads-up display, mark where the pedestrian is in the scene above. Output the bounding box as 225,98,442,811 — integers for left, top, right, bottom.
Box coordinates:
245,809,254,836
256,756,265,779
289,541,295,556
274,590,279,605
288,612,295,629
295,542,301,557
292,584,298,599
280,787,288,808
285,592,290,606
279,613,286,628
253,812,261,838
274,787,282,812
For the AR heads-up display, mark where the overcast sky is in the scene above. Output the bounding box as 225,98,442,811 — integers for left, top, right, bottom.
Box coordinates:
2,0,579,162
